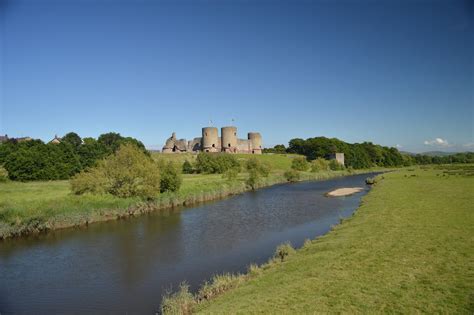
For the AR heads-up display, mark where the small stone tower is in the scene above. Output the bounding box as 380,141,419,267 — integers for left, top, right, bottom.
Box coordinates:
221,126,238,153
248,132,262,154
202,127,219,152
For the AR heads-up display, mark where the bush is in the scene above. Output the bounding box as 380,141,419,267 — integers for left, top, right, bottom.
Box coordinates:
195,153,240,174
197,273,244,302
291,157,309,171
69,167,108,195
365,177,376,185
246,158,271,189
70,143,160,199
161,282,195,315
274,242,295,262
246,158,270,177
311,158,330,172
0,166,9,182
329,159,344,171
160,162,182,193
222,168,239,182
284,169,300,182
182,160,194,174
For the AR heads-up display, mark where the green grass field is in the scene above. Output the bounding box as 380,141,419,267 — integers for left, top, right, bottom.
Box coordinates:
193,165,474,313
0,153,373,239
152,152,298,171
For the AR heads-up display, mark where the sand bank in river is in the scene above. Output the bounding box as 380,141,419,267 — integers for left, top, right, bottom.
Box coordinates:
326,187,364,197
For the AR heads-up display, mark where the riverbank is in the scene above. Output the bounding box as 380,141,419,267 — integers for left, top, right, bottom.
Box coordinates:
0,158,384,240
166,165,473,313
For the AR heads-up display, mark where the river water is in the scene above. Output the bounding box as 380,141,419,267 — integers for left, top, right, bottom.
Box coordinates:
0,173,377,313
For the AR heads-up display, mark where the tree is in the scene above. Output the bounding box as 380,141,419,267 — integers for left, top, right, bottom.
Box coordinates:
160,161,182,193
61,132,82,149
77,139,109,168
71,143,161,199
98,132,123,150
274,144,287,154
287,138,305,154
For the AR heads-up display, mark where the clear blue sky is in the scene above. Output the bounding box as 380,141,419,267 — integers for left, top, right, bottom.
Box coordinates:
0,0,472,152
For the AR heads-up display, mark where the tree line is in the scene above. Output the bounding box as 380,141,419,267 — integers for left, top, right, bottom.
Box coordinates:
0,132,147,181
264,137,474,169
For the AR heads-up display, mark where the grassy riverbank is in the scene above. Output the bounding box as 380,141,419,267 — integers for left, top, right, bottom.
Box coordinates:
168,165,473,313
0,154,381,239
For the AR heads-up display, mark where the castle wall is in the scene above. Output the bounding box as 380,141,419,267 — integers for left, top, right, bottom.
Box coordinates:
163,127,262,154
248,132,262,154
221,126,238,152
236,139,251,153
202,127,219,152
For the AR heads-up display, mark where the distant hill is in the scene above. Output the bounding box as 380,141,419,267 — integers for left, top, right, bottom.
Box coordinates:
421,151,461,157
401,151,466,157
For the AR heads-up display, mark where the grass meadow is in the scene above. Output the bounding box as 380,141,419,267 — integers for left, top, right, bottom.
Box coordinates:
184,165,474,314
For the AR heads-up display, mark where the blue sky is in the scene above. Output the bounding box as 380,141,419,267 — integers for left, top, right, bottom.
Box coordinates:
0,0,472,152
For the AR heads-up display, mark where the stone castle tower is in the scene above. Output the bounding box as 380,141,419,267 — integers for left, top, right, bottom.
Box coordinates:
163,126,262,154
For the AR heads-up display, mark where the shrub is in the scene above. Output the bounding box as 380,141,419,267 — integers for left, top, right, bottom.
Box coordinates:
291,157,309,171
222,168,239,182
247,263,262,276
246,158,270,177
284,169,300,182
70,143,160,199
161,282,195,315
70,167,108,195
197,273,244,302
160,161,182,193
195,153,240,174
365,177,376,185
329,159,344,171
0,166,9,182
274,242,295,262
182,160,194,174
311,158,330,172
246,158,271,189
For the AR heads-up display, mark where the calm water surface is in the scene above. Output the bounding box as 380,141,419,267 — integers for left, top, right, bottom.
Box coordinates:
0,173,378,313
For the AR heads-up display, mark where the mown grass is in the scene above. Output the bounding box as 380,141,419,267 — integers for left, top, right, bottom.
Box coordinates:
0,153,382,239
182,165,474,314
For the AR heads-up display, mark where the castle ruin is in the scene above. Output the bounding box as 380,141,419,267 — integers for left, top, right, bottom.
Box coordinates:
162,126,262,154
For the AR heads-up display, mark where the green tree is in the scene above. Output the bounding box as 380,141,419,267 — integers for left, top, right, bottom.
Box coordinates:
71,143,160,199
274,144,287,154
160,161,182,193
77,139,109,168
61,132,82,149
